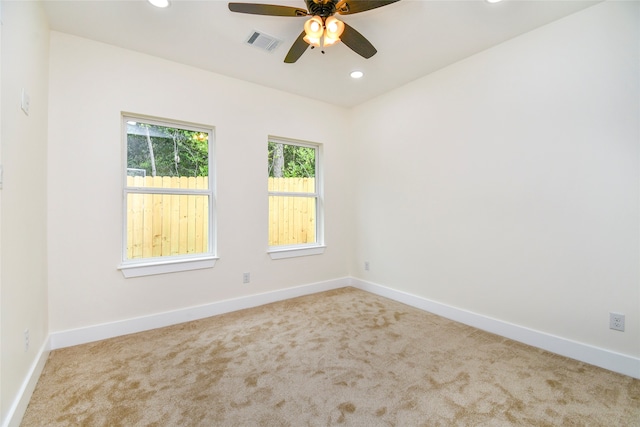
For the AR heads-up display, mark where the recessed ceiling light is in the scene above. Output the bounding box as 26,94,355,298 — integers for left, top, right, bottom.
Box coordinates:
486,0,503,3
350,71,364,79
148,0,170,8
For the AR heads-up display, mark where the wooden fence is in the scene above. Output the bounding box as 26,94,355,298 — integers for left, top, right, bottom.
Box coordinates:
126,176,209,259
268,177,316,246
126,176,316,259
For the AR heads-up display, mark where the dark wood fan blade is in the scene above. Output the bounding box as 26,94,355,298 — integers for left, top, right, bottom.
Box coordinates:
340,22,376,59
284,31,309,63
336,0,400,15
228,3,308,16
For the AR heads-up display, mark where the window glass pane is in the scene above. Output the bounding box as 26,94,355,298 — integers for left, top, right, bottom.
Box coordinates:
126,175,209,190
268,142,315,184
127,193,209,259
268,195,316,246
126,121,209,189
268,177,315,193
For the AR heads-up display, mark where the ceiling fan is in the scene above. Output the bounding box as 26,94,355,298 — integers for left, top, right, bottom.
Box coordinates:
228,0,400,63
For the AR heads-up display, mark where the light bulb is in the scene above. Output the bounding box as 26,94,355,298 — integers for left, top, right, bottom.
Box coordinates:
148,0,170,8
324,16,345,39
304,17,324,37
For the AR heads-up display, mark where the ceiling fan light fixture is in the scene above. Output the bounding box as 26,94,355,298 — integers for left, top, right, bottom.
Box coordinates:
228,0,399,63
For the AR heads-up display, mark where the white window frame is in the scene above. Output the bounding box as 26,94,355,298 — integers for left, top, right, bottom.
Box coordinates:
267,137,325,259
118,114,217,277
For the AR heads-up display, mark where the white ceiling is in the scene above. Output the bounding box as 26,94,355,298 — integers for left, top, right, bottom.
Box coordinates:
41,0,599,108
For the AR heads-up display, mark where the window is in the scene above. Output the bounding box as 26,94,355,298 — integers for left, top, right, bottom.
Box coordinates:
268,137,324,259
119,115,216,277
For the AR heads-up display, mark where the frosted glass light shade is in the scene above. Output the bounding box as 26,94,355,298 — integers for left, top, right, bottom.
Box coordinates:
304,16,324,38
303,16,324,47
325,16,345,40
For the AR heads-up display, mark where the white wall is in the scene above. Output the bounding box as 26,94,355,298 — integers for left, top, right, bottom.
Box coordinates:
47,32,353,333
1,2,638,423
0,1,49,424
351,1,639,358
1,1,636,424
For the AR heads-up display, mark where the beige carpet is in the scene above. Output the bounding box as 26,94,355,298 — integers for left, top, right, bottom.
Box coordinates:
22,287,639,426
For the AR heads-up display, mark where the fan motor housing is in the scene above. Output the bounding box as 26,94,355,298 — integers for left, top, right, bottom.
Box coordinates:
306,0,337,17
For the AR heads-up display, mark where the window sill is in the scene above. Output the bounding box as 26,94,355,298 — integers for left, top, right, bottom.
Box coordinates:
268,245,326,260
118,256,218,278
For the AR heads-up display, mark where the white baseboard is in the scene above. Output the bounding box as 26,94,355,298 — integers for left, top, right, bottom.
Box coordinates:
8,276,638,427
350,278,640,379
50,277,349,350
2,338,51,427
49,276,640,378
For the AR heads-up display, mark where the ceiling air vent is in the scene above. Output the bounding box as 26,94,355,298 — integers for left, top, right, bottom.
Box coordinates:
246,30,281,52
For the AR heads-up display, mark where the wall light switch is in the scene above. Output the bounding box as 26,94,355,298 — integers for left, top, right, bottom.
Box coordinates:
21,89,30,115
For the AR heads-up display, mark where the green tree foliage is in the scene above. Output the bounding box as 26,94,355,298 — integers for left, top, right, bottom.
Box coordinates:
268,142,315,178
127,123,208,177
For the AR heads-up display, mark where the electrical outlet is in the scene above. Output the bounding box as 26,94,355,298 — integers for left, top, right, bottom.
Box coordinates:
24,329,30,352
610,312,625,332
364,261,370,271
243,272,250,284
